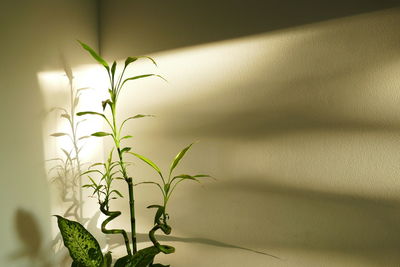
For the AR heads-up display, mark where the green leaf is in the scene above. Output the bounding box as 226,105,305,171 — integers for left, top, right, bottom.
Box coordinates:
121,135,133,140
91,132,112,137
89,162,105,169
128,114,154,120
102,252,112,267
169,143,194,175
151,264,170,267
111,61,117,78
125,57,138,67
71,261,85,267
114,255,130,267
120,114,154,131
129,152,162,177
164,183,170,194
121,74,166,88
78,40,109,70
125,56,157,68
121,147,131,154
147,205,165,225
131,246,162,267
102,99,112,111
173,174,199,182
111,190,123,198
77,111,105,117
194,174,211,178
55,215,103,267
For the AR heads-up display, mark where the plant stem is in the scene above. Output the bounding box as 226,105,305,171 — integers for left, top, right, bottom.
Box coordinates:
100,202,132,256
127,177,137,253
111,102,137,254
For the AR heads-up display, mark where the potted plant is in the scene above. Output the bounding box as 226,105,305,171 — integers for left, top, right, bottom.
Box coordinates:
55,41,210,267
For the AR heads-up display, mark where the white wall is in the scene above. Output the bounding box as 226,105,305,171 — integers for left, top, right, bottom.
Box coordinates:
0,1,98,266
97,1,400,266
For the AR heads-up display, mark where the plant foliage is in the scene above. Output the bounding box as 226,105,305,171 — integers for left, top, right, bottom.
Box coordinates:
55,41,210,266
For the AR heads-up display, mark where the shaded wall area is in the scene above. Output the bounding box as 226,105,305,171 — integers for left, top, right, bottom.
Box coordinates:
0,1,98,266
99,0,400,56
97,2,400,267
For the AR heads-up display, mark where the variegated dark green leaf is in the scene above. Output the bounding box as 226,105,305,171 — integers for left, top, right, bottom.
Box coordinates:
56,216,103,267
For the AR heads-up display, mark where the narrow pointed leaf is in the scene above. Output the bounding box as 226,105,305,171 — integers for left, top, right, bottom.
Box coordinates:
170,143,194,175
121,74,166,88
147,205,165,225
125,56,157,68
129,152,162,177
164,183,170,194
102,99,112,111
78,40,109,70
124,56,138,67
121,147,131,154
120,114,154,131
111,61,116,77
111,190,123,198
77,111,105,118
91,132,112,137
121,135,133,140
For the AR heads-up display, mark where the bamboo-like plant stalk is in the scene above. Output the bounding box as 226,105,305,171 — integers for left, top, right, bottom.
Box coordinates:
55,41,211,266
77,40,162,255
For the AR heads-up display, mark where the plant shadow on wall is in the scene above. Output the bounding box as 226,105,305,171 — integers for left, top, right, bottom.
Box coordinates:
46,55,103,266
188,179,400,264
52,41,235,267
8,209,53,267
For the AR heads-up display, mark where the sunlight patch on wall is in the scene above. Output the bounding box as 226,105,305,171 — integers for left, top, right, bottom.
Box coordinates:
37,64,108,240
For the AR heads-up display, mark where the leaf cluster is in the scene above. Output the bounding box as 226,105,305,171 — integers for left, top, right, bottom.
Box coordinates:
82,149,124,208
132,143,211,225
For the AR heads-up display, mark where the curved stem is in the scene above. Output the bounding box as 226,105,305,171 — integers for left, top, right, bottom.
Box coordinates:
100,202,132,256
149,224,174,254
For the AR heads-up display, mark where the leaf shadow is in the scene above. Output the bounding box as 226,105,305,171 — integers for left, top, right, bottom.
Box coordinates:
8,209,53,267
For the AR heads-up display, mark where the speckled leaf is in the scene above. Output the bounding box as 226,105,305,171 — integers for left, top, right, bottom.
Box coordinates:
56,215,103,267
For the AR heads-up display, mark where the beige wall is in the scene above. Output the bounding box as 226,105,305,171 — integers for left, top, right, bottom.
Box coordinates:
2,1,400,267
98,1,400,266
0,1,98,266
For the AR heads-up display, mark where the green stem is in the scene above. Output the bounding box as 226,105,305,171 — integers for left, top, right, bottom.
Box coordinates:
111,101,137,254
127,178,137,253
99,202,132,256
149,224,174,254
